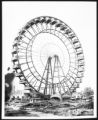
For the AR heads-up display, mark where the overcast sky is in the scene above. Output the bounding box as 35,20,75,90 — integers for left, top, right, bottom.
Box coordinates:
2,2,96,93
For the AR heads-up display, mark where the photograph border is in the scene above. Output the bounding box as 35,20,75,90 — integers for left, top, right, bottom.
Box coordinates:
0,1,97,120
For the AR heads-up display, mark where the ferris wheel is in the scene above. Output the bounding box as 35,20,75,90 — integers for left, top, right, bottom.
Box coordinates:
12,16,84,96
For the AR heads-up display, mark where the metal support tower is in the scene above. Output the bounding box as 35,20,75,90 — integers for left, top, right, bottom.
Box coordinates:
39,55,66,96
52,55,66,97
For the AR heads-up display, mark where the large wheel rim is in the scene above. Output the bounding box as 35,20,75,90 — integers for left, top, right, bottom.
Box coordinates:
12,16,84,95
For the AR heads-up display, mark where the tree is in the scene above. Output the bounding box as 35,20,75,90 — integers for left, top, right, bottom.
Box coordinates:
5,68,15,102
83,87,94,97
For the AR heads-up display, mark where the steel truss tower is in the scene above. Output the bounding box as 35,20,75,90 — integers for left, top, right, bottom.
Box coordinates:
38,55,66,96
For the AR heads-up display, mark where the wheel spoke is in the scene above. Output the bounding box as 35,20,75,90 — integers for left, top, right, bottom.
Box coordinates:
12,16,84,96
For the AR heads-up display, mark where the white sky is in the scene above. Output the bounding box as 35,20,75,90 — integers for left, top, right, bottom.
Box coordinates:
2,1,96,93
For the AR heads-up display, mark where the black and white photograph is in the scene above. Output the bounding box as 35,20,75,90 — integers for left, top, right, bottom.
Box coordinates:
1,1,97,119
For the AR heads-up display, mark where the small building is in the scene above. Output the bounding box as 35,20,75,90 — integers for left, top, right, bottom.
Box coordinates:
82,94,94,102
50,94,62,101
62,94,71,101
71,92,82,100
